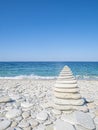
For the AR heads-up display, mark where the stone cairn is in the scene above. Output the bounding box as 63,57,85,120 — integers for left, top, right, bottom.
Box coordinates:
53,66,87,113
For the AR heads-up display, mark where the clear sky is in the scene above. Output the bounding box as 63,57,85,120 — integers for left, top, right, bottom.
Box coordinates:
0,0,98,61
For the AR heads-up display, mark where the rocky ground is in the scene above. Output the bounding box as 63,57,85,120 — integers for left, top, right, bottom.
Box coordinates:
0,79,98,130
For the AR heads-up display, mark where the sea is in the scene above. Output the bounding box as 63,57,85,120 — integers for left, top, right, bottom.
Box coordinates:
0,62,98,80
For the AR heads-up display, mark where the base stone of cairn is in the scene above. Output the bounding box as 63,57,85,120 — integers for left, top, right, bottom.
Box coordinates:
53,66,88,113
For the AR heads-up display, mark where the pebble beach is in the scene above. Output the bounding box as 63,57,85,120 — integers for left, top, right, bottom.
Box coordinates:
0,78,98,130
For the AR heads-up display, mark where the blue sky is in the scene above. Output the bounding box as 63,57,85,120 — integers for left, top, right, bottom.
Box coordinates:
0,0,98,61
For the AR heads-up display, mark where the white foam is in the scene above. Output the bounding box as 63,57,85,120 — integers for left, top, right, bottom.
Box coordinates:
0,74,98,80
75,75,98,80
0,74,57,80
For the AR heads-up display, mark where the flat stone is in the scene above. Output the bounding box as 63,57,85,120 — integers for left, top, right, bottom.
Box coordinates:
57,76,74,79
36,124,45,130
60,70,73,75
36,111,48,121
60,71,73,74
94,117,98,125
28,119,39,128
18,120,30,128
0,119,11,130
62,111,96,129
52,109,61,115
53,104,88,111
6,127,15,130
54,87,79,93
55,83,78,88
78,106,89,113
14,102,21,108
54,119,75,130
11,121,17,127
6,109,22,119
53,104,72,110
60,68,72,71
10,94,21,100
15,116,22,122
87,112,95,119
23,127,32,130
39,93,46,98
61,67,72,71
74,111,95,130
87,103,96,109
56,80,77,84
0,96,11,103
60,71,72,74
63,110,73,114
96,125,98,130
59,74,73,77
75,124,93,130
21,102,33,108
86,98,94,103
46,124,54,130
95,109,98,117
22,111,30,119
41,102,52,109
54,91,81,99
44,120,52,125
94,99,98,105
61,113,76,125
53,98,84,105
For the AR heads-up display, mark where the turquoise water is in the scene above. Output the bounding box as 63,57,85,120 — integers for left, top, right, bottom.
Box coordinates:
0,62,98,79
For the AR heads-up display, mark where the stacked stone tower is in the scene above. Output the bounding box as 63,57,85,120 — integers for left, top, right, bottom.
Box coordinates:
53,66,87,112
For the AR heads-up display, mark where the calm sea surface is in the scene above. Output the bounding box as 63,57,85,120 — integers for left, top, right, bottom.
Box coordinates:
0,62,98,79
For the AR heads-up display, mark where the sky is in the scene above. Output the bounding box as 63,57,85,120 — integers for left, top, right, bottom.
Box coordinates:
0,0,98,61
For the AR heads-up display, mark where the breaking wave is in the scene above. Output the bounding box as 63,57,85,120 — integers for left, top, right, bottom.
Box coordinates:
75,75,98,80
0,74,57,79
0,74,98,80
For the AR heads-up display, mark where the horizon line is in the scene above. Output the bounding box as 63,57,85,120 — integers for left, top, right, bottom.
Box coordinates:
0,61,98,62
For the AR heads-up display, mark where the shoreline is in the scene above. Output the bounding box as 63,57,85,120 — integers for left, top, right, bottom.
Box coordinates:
0,78,98,81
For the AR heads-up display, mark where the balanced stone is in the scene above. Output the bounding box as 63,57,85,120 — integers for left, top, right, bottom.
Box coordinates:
61,68,72,71
60,70,72,73
53,104,73,111
54,91,81,99
54,87,79,93
60,69,72,73
54,98,84,106
61,70,72,73
60,71,73,74
54,83,78,88
61,66,71,71
54,104,88,111
58,76,75,80
59,74,74,77
56,80,77,84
